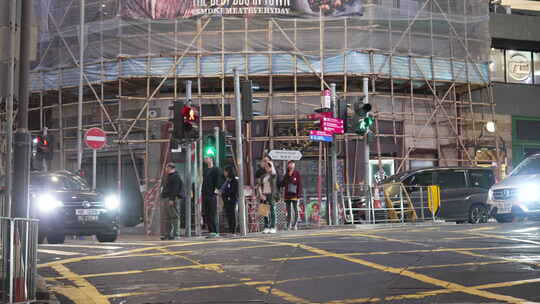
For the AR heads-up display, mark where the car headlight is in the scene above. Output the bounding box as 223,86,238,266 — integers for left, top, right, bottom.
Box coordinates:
37,194,62,212
105,195,120,210
518,184,540,202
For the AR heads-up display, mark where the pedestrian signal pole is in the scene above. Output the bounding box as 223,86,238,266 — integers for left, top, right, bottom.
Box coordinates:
234,68,247,236
185,80,192,237
330,83,339,226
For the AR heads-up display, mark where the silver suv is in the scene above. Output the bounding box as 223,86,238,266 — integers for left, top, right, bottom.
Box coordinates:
487,154,540,222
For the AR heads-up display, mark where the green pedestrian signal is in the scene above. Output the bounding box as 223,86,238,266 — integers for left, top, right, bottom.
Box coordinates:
203,134,217,158
354,100,373,136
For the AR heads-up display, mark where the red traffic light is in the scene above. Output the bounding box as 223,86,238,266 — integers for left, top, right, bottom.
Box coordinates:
182,106,197,122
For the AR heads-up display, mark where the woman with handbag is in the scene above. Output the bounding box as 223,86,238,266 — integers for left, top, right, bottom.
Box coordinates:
256,158,278,234
280,160,303,230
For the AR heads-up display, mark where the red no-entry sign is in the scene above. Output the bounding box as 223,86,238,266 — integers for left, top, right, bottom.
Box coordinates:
84,128,107,150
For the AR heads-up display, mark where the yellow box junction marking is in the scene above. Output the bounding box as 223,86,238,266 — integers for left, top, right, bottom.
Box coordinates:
50,264,110,304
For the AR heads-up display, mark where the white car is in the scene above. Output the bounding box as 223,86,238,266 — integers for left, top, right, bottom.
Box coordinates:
487,154,540,222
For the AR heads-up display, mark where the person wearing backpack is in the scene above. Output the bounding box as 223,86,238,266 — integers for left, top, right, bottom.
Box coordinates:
161,163,183,240
280,160,302,230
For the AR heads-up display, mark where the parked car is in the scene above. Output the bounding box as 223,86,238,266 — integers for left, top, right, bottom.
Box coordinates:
487,154,540,222
381,167,496,223
30,171,120,244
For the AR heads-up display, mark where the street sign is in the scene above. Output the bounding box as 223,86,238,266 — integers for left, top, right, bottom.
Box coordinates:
321,119,344,134
322,117,343,125
307,112,333,120
84,128,107,150
269,150,302,161
322,89,331,108
310,135,333,142
309,130,332,137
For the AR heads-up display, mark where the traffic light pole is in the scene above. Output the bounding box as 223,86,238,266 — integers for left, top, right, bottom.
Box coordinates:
330,83,339,226
234,69,247,236
362,77,370,188
12,0,32,219
185,81,192,237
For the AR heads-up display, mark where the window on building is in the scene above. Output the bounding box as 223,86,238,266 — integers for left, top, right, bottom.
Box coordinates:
534,52,540,85
516,120,540,141
490,48,505,82
506,50,533,84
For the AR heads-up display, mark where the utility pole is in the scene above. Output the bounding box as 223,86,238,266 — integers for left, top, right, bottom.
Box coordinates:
234,69,247,236
12,0,32,219
185,81,192,237
330,83,339,226
77,0,85,171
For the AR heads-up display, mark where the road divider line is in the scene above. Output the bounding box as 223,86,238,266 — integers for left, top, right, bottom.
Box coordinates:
38,249,84,256
464,226,497,232
407,260,509,270
46,263,224,281
454,250,540,268
253,239,532,303
442,236,484,240
271,245,537,262
50,264,110,304
346,233,430,247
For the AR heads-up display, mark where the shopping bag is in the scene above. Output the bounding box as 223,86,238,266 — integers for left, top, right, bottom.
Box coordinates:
258,203,270,217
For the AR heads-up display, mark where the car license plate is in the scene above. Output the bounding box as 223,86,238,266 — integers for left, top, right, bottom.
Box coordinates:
76,209,99,216
78,215,99,222
497,202,512,214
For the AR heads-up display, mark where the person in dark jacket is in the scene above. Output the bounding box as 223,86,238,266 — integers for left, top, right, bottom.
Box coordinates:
161,163,183,240
202,156,222,238
279,160,302,230
220,166,238,234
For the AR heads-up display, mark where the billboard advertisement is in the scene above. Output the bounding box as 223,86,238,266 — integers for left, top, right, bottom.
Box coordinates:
120,0,364,19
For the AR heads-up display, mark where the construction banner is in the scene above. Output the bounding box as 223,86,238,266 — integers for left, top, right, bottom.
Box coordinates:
119,0,364,19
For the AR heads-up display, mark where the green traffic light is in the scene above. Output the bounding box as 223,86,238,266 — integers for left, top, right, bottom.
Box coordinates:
204,146,216,157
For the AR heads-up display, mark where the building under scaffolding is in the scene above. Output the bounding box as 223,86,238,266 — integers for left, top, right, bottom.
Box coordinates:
1,0,500,228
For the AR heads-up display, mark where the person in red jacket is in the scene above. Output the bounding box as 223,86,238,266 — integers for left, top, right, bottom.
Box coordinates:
280,160,302,230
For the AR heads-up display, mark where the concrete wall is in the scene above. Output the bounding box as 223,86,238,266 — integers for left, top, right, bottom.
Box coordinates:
493,83,540,117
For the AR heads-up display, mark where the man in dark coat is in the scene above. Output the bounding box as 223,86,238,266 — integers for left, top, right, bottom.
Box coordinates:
161,163,183,240
202,157,222,238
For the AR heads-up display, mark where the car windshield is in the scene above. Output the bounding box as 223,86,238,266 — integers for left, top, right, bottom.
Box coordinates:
511,156,540,176
31,174,91,191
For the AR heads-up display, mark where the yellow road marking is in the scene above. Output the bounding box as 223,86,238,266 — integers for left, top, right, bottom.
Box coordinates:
407,260,509,270
42,244,122,250
346,233,429,247
47,264,223,281
323,274,540,304
105,271,368,299
256,286,313,304
455,250,540,267
50,264,110,304
113,242,158,246
464,226,497,232
38,249,83,256
442,236,484,240
254,239,532,303
271,245,537,262
470,232,540,246
406,227,440,233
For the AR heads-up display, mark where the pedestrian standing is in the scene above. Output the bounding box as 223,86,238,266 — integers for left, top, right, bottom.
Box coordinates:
220,166,238,234
256,158,278,234
280,160,302,230
160,163,183,240
202,156,222,238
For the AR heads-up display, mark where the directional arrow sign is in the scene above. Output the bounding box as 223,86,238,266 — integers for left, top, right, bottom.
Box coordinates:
268,150,303,161
309,130,332,137
321,119,344,134
322,117,343,125
307,112,333,120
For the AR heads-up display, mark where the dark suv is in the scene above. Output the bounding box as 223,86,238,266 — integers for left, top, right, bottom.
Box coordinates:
382,167,496,223
30,171,120,243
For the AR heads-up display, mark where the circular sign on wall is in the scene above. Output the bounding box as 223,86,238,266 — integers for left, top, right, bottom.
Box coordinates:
508,53,531,81
84,128,107,150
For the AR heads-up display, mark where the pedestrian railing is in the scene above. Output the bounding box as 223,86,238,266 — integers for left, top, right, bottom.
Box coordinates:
340,183,441,224
0,217,39,304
